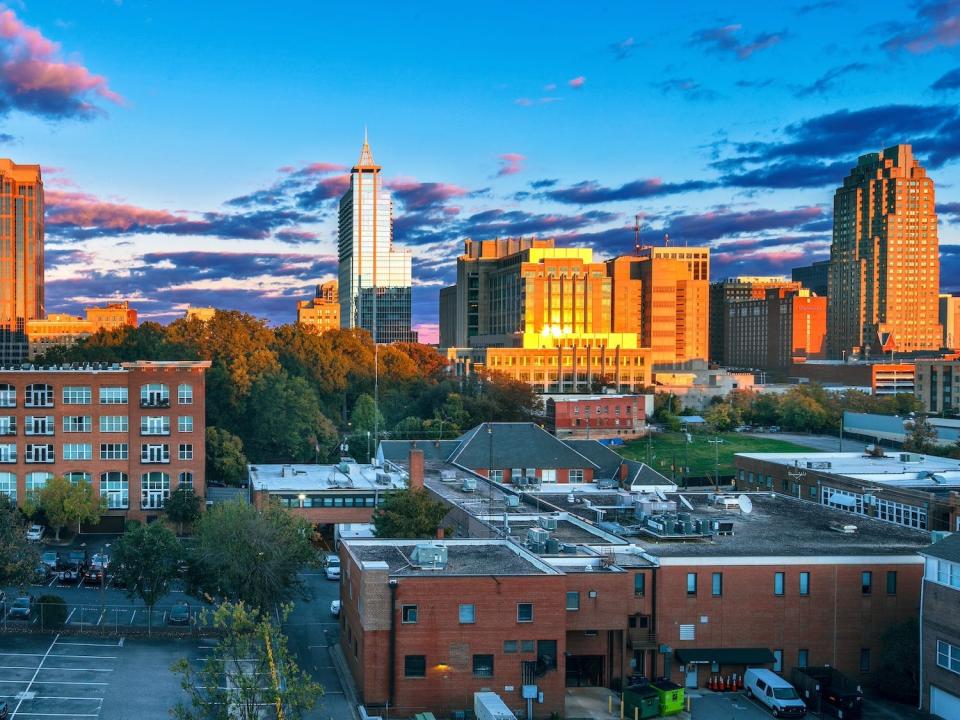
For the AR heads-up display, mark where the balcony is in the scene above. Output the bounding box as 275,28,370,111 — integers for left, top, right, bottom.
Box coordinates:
628,627,657,649
140,398,170,409
140,429,171,437
141,457,170,465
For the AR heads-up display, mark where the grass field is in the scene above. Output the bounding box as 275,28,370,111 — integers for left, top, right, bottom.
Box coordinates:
618,432,815,480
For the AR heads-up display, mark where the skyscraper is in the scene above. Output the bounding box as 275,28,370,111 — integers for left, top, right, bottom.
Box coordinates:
0,160,43,364
828,144,941,357
337,134,414,343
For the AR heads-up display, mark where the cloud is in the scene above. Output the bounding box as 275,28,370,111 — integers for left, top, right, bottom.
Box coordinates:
662,206,825,242
514,96,560,107
882,1,960,54
796,0,841,13
609,37,636,60
496,153,525,177
228,162,348,208
653,77,718,101
529,178,558,189
543,177,716,204
568,76,586,89
294,174,351,209
690,24,786,60
0,6,123,119
938,201,960,221
932,67,960,90
387,178,470,210
794,63,869,97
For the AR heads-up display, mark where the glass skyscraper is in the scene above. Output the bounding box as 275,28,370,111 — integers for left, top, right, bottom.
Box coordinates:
337,135,415,343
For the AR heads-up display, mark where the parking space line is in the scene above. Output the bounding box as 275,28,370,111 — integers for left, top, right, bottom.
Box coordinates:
53,641,121,647
63,609,76,624
23,680,108,686
9,632,59,719
12,713,100,717
37,667,114,673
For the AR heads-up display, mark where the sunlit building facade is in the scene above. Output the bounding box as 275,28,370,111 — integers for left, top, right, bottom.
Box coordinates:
26,302,139,359
709,276,800,364
297,280,341,334
337,135,414,343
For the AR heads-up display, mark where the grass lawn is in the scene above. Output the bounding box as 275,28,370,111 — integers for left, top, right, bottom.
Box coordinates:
618,432,815,480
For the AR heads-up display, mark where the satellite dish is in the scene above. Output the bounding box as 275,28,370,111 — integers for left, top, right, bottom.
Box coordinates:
678,494,694,511
655,488,668,502
738,494,753,515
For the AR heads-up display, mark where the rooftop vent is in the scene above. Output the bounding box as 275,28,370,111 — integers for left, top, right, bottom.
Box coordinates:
440,469,457,482
411,543,448,569
505,495,521,508
829,522,858,534
538,516,558,530
375,472,392,486
461,478,477,493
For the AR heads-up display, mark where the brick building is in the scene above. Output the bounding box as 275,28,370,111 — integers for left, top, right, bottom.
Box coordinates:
920,533,960,717
789,359,916,396
26,301,139,358
543,394,652,440
0,360,209,526
709,276,800,365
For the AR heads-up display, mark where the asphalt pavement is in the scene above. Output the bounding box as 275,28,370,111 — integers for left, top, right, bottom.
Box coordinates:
745,431,844,453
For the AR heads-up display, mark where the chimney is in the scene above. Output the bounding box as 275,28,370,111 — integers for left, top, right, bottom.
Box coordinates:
409,448,425,490
619,463,628,481
436,527,445,540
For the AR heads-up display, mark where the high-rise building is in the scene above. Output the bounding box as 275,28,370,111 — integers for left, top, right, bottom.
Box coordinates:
297,280,340,334
0,160,44,365
828,144,941,357
337,134,414,343
939,294,960,350
791,260,830,297
709,276,801,364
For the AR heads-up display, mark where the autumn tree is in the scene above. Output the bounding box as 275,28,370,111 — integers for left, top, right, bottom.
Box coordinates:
205,427,248,485
0,497,40,589
25,476,105,541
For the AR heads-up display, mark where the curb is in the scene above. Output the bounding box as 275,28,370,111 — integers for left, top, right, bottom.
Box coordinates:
328,641,362,720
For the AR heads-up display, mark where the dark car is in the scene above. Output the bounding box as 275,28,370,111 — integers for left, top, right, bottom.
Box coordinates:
168,602,191,626
8,596,33,619
41,550,61,570
0,699,8,720
57,563,82,584
67,549,89,569
83,565,105,585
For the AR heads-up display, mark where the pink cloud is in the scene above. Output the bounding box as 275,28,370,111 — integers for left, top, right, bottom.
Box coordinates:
387,178,470,210
496,153,525,177
515,96,560,107
568,76,586,89
884,1,960,53
46,189,186,230
413,323,439,345
282,161,347,176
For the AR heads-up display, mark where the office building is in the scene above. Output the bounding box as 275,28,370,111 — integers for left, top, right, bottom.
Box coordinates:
338,134,414,343
0,160,44,365
791,260,829,297
709,276,800,364
0,360,209,526
297,280,340,334
919,533,960,717
915,357,960,415
828,145,941,357
26,302,138,358
940,294,960,350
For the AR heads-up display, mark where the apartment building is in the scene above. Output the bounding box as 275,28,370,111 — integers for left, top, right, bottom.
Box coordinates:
920,533,960,718
0,360,209,526
544,394,652,440
297,280,340,334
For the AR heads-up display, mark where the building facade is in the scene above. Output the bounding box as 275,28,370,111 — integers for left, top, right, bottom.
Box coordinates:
338,135,414,343
297,280,340,334
545,394,651,440
0,160,44,365
26,302,138,358
709,276,800,364
920,533,960,718
0,361,209,526
915,357,960,415
791,259,830,297
828,144,941,357
940,294,960,351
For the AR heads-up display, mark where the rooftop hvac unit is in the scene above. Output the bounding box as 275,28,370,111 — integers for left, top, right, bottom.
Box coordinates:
461,478,478,493
411,543,448,569
337,462,351,474
505,495,521,508
375,473,392,485
440,469,458,482
526,528,549,547
538,516,558,531
545,538,560,554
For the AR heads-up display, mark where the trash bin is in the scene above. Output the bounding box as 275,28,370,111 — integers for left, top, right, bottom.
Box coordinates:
623,683,660,719
652,680,685,716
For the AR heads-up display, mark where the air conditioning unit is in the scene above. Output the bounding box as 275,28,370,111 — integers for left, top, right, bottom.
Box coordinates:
506,495,521,508
538,516,558,530
461,478,477,493
411,543,448,569
526,528,549,548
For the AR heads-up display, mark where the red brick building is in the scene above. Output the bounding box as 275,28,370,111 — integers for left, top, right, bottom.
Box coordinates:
544,394,652,440
919,533,960,717
0,360,209,526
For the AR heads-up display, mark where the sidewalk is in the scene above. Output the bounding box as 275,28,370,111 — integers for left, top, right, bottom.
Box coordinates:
328,640,362,720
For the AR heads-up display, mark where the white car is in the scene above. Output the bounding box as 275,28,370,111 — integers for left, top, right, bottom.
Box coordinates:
25,525,44,542
325,555,341,581
330,600,341,618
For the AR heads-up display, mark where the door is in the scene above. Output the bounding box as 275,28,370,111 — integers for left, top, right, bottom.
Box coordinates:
931,686,960,719
542,469,556,483
685,665,698,689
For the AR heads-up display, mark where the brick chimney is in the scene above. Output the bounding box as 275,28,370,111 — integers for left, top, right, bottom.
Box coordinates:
619,462,629,481
409,447,424,490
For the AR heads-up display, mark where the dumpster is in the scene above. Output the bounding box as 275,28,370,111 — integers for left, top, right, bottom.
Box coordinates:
652,680,685,716
623,683,660,719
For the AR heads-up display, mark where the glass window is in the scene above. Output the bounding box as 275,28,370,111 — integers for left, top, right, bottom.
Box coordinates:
100,415,128,433
517,603,533,622
712,572,722,597
773,649,783,673
537,640,558,670
178,384,193,405
25,444,55,463
25,471,52,491
140,383,169,407
861,571,873,595
798,649,809,668
0,444,16,463
64,471,91,484
459,604,475,624
401,605,418,623
472,654,494,678
140,471,170,509
634,573,646,596
141,416,170,435
569,469,584,483
774,572,785,596
0,383,15,407
62,415,91,433
859,648,870,672
0,416,14,435
489,469,503,482
686,573,697,596
62,386,92,405
566,591,580,610
799,572,810,596
520,640,535,653
403,655,425,678
0,471,16,500
141,444,170,463
178,416,194,433
503,640,517,654
179,471,193,489
24,416,54,435
99,387,128,405
937,640,960,675
24,384,53,408
886,571,897,595
63,444,92,461
100,472,128,509
179,444,193,460
100,443,128,460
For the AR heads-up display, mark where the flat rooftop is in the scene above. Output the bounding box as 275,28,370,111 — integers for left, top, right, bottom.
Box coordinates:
248,462,407,493
480,512,627,548
345,539,561,576
737,451,960,488
0,360,211,372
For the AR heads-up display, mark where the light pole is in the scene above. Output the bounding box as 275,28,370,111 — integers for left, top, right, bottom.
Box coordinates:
367,431,371,463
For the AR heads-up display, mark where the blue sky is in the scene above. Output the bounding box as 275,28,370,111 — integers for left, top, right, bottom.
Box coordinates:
5,0,960,341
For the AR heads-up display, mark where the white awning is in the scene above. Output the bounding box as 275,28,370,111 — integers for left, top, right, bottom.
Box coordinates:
829,493,857,508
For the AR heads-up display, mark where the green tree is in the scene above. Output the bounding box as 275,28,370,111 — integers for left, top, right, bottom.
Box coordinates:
350,393,383,434
873,617,919,704
373,488,449,539
393,416,424,438
778,388,832,433
190,500,315,611
903,415,939,454
0,497,40,589
205,427,248,485
704,402,742,432
172,602,323,720
24,477,105,542
111,522,180,634
653,392,681,422
166,487,202,536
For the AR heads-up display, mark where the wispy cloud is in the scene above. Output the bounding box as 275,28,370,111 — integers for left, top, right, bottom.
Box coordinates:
609,37,636,60
514,96,560,107
690,24,786,60
654,77,718,101
496,153,525,177
568,76,586,88
882,0,960,53
793,62,869,97
932,66,960,90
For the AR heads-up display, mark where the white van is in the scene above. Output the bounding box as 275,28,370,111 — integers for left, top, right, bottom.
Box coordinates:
744,668,807,717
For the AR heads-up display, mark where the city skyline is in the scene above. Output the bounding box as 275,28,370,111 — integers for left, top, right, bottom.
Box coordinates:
3,1,960,342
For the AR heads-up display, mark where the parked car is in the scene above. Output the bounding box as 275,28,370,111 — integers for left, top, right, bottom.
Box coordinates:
25,524,44,542
769,426,781,433
41,550,61,570
0,699,8,720
32,563,50,584
8,596,33,620
67,550,89,569
83,565,105,585
325,554,341,581
168,602,191,626
57,564,82,584
745,668,807,717
330,600,341,618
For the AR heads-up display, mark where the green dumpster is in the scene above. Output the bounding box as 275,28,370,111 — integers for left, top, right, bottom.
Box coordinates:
652,680,685,716
623,683,660,719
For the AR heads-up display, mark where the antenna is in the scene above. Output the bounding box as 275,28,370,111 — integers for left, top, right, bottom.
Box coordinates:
678,494,694,511
663,233,670,247
634,213,642,254
737,494,753,515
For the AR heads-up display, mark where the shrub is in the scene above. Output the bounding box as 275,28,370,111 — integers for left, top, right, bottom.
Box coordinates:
36,594,68,629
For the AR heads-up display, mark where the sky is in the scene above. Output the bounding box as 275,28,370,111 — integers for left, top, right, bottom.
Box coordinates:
5,0,960,343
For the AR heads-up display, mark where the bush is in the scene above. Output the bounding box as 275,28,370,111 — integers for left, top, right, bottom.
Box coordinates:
124,519,142,533
36,594,68,629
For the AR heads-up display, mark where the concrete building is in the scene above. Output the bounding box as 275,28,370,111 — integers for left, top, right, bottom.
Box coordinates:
790,359,916,396
709,276,800,364
26,302,139,358
296,280,340,334
723,288,826,375
338,134,415,343
915,357,960,415
652,362,755,410
939,295,960,350
0,160,44,365
920,532,960,718
791,259,830,297
828,145,942,357
544,394,652,440
0,360,209,526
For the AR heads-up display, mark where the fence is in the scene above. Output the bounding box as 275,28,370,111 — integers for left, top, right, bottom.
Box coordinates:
0,600,219,637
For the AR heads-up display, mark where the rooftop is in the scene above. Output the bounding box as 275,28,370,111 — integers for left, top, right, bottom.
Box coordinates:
920,532,960,564
737,451,960,489
479,512,628,548
248,462,407,493
344,539,561,576
0,360,211,373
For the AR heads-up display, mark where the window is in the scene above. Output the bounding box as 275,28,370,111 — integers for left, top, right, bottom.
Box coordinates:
537,640,557,670
0,383,14,407
177,384,193,405
798,649,809,668
457,603,475,624
473,654,494,678
711,572,722,597
179,443,194,460
100,443,128,460
62,386,91,404
24,384,53,408
140,471,170,509
503,640,517,653
403,655,426,678
861,571,873,595
141,416,170,435
100,415,128,433
569,469,584,483
799,572,810,596
100,472,128,509
679,624,695,640
566,591,580,610
63,444,92,461
517,603,533,622
62,415,91,433
0,471,15,501
401,605,418,623
634,573,646,597
859,648,870,672
520,640,535,653
686,573,697,596
65,471,91,485
774,572,785,596
489,469,503,481
773,649,783,673
0,444,15,463
140,383,169,408
178,471,193,489
99,387,128,405
141,444,170,463
937,640,960,674
25,472,52,491
886,570,897,595
25,416,54,436
178,416,194,433
0,416,14,435
25,444,54,463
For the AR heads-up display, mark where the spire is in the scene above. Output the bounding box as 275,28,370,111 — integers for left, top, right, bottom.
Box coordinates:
357,128,376,168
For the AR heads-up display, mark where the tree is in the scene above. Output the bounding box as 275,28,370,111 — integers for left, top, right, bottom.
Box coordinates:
190,500,315,611
166,487,202,536
24,477,105,541
373,488,449,539
704,402,741,432
172,602,323,720
903,415,938,454
111,522,180,634
350,393,383,434
873,617,919,704
205,427,248,485
0,497,40,589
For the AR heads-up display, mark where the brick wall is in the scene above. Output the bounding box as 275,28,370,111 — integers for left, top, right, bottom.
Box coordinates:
921,579,960,711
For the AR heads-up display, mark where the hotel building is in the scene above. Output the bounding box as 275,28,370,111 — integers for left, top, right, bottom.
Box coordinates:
297,280,341,334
